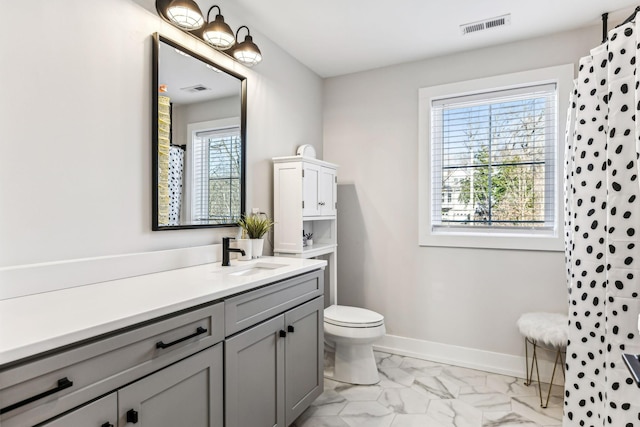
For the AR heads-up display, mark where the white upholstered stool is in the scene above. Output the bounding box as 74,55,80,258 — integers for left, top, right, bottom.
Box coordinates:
517,312,568,408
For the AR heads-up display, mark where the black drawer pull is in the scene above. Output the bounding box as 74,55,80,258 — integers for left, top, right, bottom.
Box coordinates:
101,423,114,427
127,409,139,423
279,330,287,337
0,377,73,415
156,326,207,349
287,325,295,333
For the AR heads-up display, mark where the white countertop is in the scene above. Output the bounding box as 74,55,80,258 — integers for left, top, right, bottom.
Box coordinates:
0,257,326,367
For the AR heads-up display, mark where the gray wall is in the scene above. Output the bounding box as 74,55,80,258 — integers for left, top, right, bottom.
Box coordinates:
323,26,602,357
172,95,241,147
0,0,323,267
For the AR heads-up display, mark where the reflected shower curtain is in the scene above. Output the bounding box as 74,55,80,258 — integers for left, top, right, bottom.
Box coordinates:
565,18,640,425
168,145,184,226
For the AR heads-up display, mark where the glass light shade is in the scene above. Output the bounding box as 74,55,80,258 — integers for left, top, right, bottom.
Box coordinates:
233,35,262,66
202,15,236,49
166,0,204,29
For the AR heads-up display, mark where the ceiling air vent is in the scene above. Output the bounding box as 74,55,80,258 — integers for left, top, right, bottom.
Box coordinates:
460,14,511,35
181,84,212,93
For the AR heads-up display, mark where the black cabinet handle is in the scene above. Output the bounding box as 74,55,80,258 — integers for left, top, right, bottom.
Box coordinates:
0,377,73,415
127,409,139,423
101,423,114,427
156,326,207,349
279,330,287,337
287,325,295,333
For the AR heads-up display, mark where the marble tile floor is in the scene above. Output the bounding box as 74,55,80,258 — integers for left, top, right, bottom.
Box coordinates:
293,351,564,427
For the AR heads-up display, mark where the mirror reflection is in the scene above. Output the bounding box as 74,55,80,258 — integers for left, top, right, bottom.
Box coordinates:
153,34,246,230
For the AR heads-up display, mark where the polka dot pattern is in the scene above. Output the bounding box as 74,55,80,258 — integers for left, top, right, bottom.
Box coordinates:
168,145,184,225
564,20,640,426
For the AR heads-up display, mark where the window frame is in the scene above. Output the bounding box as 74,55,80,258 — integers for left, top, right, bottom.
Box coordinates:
418,64,574,251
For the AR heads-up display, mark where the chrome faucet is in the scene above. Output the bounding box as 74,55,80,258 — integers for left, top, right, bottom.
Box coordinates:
222,237,245,266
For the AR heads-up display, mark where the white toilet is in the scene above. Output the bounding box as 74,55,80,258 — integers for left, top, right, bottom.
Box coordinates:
324,304,386,385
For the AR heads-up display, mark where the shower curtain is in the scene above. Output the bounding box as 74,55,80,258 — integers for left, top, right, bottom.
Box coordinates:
564,18,640,425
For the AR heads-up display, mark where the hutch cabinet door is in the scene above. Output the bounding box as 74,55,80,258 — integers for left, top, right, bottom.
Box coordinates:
302,163,321,217
319,167,337,216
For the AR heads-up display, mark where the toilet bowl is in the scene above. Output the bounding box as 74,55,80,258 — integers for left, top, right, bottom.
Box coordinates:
324,305,385,385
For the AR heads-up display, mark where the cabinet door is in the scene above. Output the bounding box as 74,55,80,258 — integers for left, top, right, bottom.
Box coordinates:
225,315,285,427
302,163,321,217
319,167,337,216
41,393,116,427
118,344,223,427
274,162,303,252
284,297,324,425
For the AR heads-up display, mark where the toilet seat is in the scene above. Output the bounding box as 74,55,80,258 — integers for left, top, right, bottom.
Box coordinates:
324,305,384,328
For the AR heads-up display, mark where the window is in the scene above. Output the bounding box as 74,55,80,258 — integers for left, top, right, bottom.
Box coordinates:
433,83,556,229
187,118,242,224
418,65,573,251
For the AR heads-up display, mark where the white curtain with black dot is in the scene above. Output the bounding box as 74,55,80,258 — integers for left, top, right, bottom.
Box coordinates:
565,18,640,426
168,145,184,226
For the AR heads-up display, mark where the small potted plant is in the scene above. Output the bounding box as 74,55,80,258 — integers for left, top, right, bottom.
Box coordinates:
235,228,252,261
238,214,274,258
304,232,313,247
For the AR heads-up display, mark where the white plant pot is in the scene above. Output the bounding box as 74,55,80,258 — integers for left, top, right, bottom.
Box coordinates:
236,239,252,260
251,239,264,258
306,239,313,246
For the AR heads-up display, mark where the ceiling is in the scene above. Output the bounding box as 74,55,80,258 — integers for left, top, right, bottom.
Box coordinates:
197,0,639,77
160,40,240,104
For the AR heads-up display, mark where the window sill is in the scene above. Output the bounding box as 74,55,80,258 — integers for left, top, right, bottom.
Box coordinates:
419,230,563,252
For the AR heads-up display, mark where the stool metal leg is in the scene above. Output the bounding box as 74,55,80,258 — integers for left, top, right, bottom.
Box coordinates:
542,348,562,408
523,337,566,408
524,337,531,386
523,338,545,407
531,342,544,407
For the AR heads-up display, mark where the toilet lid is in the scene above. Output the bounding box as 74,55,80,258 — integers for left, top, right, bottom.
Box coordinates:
324,305,384,328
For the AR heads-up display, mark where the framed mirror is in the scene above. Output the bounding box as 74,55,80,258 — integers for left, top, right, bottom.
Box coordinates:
152,33,246,230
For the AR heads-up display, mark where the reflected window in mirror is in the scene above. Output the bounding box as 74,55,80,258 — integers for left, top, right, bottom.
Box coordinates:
188,118,241,224
152,33,246,230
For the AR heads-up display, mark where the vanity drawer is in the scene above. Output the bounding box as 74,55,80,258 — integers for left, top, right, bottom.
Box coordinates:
0,302,224,427
225,270,323,336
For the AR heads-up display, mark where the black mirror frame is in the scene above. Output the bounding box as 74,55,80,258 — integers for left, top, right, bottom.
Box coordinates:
151,33,247,230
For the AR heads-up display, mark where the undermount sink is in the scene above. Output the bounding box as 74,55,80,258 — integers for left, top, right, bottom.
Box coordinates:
226,262,288,276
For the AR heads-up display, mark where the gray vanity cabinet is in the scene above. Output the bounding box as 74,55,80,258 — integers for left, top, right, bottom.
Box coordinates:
225,296,323,427
284,296,324,425
225,314,285,427
224,269,324,427
2,268,325,427
118,343,223,426
1,303,224,427
42,344,223,427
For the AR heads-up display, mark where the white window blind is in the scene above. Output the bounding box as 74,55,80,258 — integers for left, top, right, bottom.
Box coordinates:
191,126,241,223
430,83,557,233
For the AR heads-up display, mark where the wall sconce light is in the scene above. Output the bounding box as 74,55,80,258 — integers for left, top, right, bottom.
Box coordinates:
232,26,262,67
202,6,235,50
156,0,262,66
164,0,204,30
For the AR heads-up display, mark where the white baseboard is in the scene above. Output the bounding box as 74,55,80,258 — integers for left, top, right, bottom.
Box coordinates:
0,244,222,300
374,334,564,385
